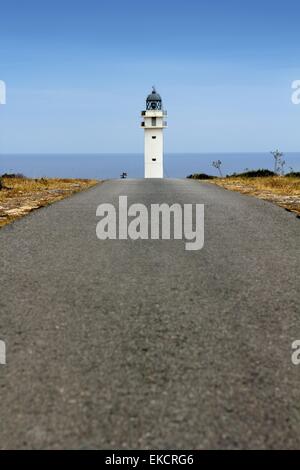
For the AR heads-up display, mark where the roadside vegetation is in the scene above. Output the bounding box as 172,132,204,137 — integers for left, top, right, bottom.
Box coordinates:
0,175,99,228
187,173,216,180
188,169,300,216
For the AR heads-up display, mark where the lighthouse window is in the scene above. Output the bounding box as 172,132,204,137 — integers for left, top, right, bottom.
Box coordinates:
152,158,157,161
152,136,156,139
151,117,156,126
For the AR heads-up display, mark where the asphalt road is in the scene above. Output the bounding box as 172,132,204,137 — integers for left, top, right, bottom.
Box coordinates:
0,179,299,449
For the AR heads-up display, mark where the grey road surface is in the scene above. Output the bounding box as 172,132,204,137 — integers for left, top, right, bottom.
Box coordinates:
0,179,299,449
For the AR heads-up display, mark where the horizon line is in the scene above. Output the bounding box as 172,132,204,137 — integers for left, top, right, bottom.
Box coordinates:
1,151,299,156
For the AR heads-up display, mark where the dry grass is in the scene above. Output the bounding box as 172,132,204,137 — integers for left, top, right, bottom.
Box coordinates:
207,176,300,215
0,177,99,228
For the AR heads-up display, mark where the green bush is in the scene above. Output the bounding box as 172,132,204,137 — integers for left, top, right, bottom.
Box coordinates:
228,169,276,178
285,172,300,178
1,172,25,178
187,173,215,180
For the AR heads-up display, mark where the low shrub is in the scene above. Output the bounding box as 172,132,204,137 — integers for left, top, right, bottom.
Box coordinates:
187,173,215,180
228,169,276,178
1,172,25,179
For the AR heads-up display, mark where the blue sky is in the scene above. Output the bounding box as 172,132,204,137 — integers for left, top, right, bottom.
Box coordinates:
0,0,300,153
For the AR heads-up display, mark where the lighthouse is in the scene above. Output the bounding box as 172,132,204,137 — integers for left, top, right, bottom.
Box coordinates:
141,87,167,178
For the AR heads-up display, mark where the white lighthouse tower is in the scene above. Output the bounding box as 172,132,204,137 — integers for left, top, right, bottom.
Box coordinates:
141,87,167,178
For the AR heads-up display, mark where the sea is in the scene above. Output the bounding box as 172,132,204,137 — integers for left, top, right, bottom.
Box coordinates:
0,153,299,179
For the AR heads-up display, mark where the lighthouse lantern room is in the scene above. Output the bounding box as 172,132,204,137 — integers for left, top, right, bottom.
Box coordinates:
141,87,167,178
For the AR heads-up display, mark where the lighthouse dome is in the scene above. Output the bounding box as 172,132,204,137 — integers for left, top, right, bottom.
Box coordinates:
146,87,162,110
